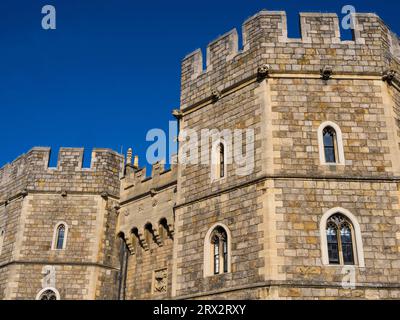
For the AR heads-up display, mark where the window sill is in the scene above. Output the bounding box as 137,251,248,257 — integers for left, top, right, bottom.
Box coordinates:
211,177,227,184
320,163,346,166
204,272,231,279
321,264,364,268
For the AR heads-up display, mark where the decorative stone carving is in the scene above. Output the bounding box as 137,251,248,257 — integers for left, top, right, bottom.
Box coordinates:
41,265,56,287
257,64,270,80
101,192,109,200
153,268,168,294
211,89,221,102
382,70,397,84
320,66,333,80
172,109,183,120
21,188,28,198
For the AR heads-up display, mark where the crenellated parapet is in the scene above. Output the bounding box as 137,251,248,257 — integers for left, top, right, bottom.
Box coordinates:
121,159,177,199
0,147,124,203
180,10,400,109
118,160,178,254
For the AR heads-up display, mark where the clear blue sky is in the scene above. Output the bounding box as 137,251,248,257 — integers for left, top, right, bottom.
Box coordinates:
0,0,399,168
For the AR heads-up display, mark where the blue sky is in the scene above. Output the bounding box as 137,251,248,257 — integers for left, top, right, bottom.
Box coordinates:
0,0,399,169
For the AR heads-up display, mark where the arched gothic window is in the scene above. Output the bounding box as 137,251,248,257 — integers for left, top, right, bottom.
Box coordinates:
36,287,60,300
56,225,65,250
52,222,68,250
39,289,58,300
326,214,355,265
211,141,227,181
204,223,231,277
210,227,228,275
323,127,337,163
318,122,345,165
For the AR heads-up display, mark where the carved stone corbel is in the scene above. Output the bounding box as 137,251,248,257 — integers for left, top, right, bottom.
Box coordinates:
152,229,162,246
137,231,149,251
125,238,135,255
167,223,174,239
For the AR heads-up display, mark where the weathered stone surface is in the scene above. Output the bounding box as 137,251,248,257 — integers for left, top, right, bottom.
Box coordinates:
1,10,400,300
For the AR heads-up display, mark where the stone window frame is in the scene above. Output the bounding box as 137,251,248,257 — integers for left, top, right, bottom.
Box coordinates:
51,221,69,251
317,121,345,166
203,223,232,278
211,139,228,183
36,287,61,300
320,207,365,268
0,227,4,256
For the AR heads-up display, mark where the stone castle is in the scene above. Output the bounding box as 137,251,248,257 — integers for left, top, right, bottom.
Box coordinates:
1,10,400,300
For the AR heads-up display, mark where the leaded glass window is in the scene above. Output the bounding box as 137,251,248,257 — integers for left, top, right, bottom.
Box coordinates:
326,214,355,265
39,289,57,300
211,227,228,275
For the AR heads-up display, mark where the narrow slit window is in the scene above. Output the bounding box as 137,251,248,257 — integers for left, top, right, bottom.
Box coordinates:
219,143,225,178
223,237,228,273
210,227,228,275
213,236,220,275
323,127,337,163
327,224,339,264
56,224,65,250
341,224,355,265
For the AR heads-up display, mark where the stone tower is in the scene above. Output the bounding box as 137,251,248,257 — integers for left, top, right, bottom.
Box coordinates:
0,147,124,299
172,11,400,299
1,10,400,300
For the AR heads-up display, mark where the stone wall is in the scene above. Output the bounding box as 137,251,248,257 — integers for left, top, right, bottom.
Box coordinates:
118,162,177,299
0,147,124,300
174,11,400,300
1,10,400,300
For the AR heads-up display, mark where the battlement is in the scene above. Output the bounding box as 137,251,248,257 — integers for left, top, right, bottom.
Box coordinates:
391,32,400,59
181,11,399,108
0,147,124,200
121,160,177,203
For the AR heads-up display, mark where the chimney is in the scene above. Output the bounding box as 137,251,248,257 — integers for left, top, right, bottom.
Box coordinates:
126,148,133,165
